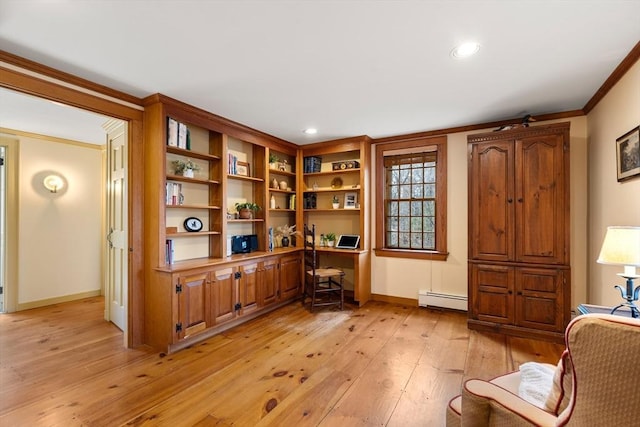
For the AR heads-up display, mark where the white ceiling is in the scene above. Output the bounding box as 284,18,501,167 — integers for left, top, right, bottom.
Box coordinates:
1,1,639,145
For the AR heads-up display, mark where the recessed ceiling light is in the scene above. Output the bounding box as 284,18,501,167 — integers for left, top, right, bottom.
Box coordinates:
451,42,480,59
303,128,318,135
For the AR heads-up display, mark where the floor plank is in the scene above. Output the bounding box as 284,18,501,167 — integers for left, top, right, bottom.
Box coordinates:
0,298,565,426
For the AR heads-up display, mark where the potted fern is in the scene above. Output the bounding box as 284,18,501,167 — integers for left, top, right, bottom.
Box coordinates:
325,232,337,247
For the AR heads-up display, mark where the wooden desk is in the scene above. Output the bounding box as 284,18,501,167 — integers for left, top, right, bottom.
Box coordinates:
314,247,370,306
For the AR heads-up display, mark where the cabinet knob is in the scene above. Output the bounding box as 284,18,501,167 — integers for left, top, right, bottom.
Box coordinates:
508,290,513,294
507,198,513,203
518,198,523,203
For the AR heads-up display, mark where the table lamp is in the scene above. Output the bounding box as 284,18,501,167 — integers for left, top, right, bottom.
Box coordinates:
597,226,640,318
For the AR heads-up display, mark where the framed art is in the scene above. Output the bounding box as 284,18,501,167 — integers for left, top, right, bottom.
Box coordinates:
236,161,250,177
344,192,357,209
616,126,640,182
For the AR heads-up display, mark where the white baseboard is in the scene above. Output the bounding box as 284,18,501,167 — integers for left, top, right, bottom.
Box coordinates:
418,291,467,311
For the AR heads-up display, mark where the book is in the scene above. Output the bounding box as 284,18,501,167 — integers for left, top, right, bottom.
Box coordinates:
167,118,178,146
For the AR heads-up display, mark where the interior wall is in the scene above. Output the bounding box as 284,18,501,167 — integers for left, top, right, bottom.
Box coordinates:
587,59,640,307
16,133,104,307
371,116,589,309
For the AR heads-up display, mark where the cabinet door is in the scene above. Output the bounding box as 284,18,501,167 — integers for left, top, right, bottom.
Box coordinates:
176,272,209,340
280,254,301,301
515,267,565,332
515,133,567,264
259,257,280,307
469,264,514,324
239,262,259,315
469,141,515,262
210,267,236,325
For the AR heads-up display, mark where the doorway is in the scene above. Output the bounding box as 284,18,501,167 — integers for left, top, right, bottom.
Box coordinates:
0,88,128,339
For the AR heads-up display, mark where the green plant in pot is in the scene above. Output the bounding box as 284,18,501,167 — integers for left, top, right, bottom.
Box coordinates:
275,224,302,248
235,202,260,219
268,152,279,168
332,195,340,209
172,159,200,178
325,232,337,247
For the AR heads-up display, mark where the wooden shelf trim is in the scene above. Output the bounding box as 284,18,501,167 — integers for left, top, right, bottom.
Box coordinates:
166,204,221,210
167,174,220,185
303,208,361,212
269,188,296,194
268,168,296,177
227,174,265,183
166,145,221,161
303,186,360,193
303,168,361,177
167,231,221,237
227,218,265,223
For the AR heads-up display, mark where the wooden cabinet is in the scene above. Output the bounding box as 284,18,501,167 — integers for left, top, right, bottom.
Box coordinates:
467,123,570,341
279,253,302,301
266,149,298,248
300,136,371,305
143,94,304,353
259,257,280,307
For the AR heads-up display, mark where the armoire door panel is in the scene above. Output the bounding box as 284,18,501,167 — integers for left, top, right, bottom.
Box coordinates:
515,134,566,264
469,141,514,262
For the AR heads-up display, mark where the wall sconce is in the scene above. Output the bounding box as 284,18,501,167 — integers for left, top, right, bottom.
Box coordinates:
43,174,64,193
597,226,640,318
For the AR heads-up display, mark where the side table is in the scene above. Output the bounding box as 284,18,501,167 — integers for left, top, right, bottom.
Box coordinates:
577,303,636,318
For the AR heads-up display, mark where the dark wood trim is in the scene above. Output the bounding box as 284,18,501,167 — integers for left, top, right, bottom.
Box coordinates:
0,49,142,107
299,135,372,156
583,41,640,114
0,53,146,350
373,110,584,144
142,93,297,151
374,135,448,260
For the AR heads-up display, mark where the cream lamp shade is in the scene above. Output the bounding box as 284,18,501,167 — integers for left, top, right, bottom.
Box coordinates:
597,226,640,278
43,174,64,193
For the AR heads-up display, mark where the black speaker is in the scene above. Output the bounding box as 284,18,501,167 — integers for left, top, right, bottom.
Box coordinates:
231,234,258,254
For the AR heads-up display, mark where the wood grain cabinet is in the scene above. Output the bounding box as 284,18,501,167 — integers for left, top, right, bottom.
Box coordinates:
467,123,571,342
142,94,303,353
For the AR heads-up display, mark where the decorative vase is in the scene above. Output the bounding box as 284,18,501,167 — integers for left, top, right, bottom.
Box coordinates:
238,208,252,219
332,203,339,209
327,240,334,247
281,236,290,247
183,169,194,178
279,180,288,190
272,178,279,189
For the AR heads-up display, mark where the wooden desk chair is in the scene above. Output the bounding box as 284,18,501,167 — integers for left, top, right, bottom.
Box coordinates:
303,224,344,311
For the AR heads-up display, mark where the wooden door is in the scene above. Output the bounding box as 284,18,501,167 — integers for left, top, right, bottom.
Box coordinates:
279,254,301,301
259,257,279,307
239,262,259,315
469,263,514,324
515,133,568,265
210,267,236,325
515,267,565,332
176,272,209,340
468,140,515,262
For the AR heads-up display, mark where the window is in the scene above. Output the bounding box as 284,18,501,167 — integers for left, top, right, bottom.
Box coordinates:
374,136,447,260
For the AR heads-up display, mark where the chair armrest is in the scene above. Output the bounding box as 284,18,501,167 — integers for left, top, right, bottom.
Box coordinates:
462,379,557,426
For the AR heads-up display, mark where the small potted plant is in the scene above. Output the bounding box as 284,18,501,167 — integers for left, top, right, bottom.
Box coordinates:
332,195,340,209
172,159,200,178
235,202,260,219
325,232,337,247
269,152,279,170
275,224,302,248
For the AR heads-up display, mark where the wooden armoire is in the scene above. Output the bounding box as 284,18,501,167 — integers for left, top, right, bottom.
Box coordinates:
467,122,571,342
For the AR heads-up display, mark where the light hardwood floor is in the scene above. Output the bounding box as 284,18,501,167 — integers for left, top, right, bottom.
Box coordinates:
0,297,564,426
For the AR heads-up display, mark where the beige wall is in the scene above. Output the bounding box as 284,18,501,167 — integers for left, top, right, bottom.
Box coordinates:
371,116,589,310
587,60,640,307
14,133,104,307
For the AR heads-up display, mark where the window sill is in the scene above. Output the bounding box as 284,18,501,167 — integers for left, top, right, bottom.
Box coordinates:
373,248,449,261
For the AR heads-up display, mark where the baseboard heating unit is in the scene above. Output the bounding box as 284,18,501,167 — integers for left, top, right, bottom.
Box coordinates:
418,291,467,311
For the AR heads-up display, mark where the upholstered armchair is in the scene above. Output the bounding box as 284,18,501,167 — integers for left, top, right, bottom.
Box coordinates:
446,313,640,426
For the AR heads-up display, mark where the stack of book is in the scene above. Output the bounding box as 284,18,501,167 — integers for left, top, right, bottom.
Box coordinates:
304,156,322,173
165,182,183,205
167,117,191,149
228,153,239,175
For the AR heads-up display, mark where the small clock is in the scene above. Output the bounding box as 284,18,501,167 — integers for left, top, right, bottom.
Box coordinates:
183,217,203,232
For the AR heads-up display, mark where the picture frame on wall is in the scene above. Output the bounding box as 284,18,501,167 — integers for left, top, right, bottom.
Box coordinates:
616,125,640,182
236,161,250,177
344,192,357,209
